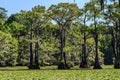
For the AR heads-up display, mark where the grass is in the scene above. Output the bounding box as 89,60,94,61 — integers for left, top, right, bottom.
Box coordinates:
0,65,120,80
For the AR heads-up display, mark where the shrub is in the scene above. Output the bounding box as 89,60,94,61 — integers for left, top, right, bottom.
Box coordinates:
0,31,18,66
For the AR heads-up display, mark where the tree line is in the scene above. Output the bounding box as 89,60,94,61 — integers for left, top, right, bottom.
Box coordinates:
0,0,119,69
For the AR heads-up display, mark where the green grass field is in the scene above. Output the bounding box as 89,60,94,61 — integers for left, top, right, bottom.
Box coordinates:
0,65,120,80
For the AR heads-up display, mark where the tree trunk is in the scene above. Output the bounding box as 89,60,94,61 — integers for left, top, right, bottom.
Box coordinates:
34,22,40,69
114,32,120,68
80,13,89,68
63,29,69,69
80,33,89,68
114,0,120,69
34,42,40,69
63,52,69,69
29,25,34,69
93,34,102,69
29,42,34,69
60,28,64,61
114,56,120,68
58,26,68,69
114,25,120,68
93,12,102,69
114,0,120,67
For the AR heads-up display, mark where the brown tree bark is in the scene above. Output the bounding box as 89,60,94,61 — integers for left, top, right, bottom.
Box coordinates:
29,25,34,69
93,34,102,69
80,13,89,68
93,11,102,69
34,42,40,69
80,33,89,68
58,25,69,69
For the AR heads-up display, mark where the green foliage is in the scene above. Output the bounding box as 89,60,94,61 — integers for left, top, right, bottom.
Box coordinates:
100,34,113,65
0,7,7,24
17,37,29,66
48,3,80,26
0,31,18,66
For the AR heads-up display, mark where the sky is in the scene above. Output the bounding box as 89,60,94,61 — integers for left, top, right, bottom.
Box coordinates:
0,0,89,16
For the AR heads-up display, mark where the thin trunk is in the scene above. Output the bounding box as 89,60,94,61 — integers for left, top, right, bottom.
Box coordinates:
17,36,21,65
111,31,117,58
83,33,88,67
60,26,64,61
29,42,33,67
